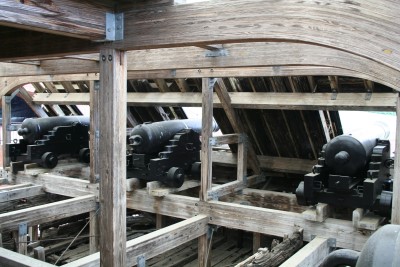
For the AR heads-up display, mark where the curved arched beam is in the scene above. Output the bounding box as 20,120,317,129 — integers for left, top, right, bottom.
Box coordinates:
125,43,400,90
0,74,99,97
115,0,400,72
2,43,400,90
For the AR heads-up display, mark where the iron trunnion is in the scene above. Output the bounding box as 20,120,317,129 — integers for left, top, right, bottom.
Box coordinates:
296,124,393,215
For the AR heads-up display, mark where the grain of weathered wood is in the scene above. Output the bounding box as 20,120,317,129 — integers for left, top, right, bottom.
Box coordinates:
117,0,400,71
212,151,314,174
0,195,96,232
280,237,330,267
0,247,54,267
2,95,11,168
89,80,99,253
0,0,107,39
392,95,400,224
32,92,398,111
126,190,369,250
62,215,209,267
98,48,127,267
0,184,43,202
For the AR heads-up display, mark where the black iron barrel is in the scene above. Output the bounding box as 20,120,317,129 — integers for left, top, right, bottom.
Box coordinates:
129,119,219,154
324,122,389,177
18,116,90,144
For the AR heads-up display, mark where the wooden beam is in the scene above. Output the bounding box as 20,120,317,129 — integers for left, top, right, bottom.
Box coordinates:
98,48,127,267
212,151,314,174
0,247,54,267
32,92,398,111
280,237,330,267
392,95,400,224
199,77,215,267
61,215,209,267
2,95,11,168
17,87,48,118
0,195,96,232
126,190,369,250
0,184,43,203
2,42,400,91
215,79,260,174
114,0,400,72
0,1,107,40
89,80,100,253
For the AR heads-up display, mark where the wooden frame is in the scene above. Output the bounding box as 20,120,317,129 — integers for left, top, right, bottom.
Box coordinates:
1,0,400,265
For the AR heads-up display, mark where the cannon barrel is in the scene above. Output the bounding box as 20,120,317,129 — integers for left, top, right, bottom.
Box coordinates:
129,119,219,154
324,122,390,177
17,116,90,144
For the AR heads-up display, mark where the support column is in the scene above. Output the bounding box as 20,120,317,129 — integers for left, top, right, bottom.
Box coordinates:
198,78,215,267
99,49,127,266
89,80,100,253
2,96,11,168
392,95,400,224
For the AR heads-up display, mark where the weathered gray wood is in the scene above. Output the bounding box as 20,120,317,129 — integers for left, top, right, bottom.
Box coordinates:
236,230,303,267
213,151,314,174
280,237,330,267
89,80,99,253
32,92,398,111
62,215,209,267
199,77,214,267
115,0,400,72
2,95,11,168
98,48,127,267
34,246,46,261
0,0,107,40
0,195,96,232
0,247,54,267
392,95,400,224
126,190,369,250
0,184,43,202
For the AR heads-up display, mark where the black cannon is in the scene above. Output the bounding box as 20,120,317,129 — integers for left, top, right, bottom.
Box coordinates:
127,119,219,188
296,123,393,215
7,116,90,168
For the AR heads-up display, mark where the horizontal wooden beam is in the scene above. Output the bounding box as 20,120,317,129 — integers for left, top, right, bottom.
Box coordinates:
280,237,331,267
2,41,399,90
213,151,315,174
0,247,54,267
126,190,369,250
32,92,397,111
0,195,96,232
0,1,107,40
0,184,43,203
62,215,209,267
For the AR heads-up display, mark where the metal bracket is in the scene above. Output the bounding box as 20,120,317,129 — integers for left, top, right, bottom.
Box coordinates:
94,80,100,91
205,48,228,57
209,78,217,89
365,89,372,100
95,130,100,139
331,89,338,100
105,12,124,41
171,69,177,77
94,174,100,183
19,222,28,236
137,254,146,267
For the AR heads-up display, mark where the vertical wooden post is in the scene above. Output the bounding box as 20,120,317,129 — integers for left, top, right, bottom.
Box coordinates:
392,95,400,224
156,213,163,229
29,225,39,242
198,78,215,267
34,246,45,261
237,137,248,183
2,96,11,168
89,80,100,253
0,233,2,247
99,49,127,266
17,224,27,255
253,233,261,254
